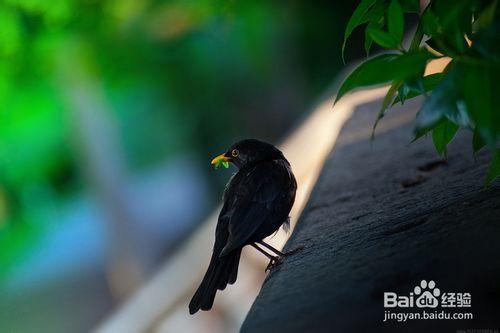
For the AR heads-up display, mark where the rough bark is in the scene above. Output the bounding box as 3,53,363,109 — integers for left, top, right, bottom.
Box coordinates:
241,98,500,333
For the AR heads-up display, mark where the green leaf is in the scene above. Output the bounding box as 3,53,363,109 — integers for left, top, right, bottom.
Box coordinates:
414,67,472,137
421,10,440,37
424,0,471,56
412,126,432,143
372,81,401,137
362,2,387,56
222,161,229,168
403,75,424,94
459,59,500,146
337,54,395,103
393,73,444,105
367,28,399,48
485,150,500,185
388,0,404,44
342,0,378,62
473,128,486,153
335,50,434,103
397,82,410,104
475,0,498,30
432,119,459,155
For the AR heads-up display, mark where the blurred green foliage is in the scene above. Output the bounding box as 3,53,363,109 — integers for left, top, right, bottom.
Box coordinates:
338,0,500,185
0,0,355,278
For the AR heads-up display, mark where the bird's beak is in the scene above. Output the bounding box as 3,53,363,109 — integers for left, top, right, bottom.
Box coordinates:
211,153,230,166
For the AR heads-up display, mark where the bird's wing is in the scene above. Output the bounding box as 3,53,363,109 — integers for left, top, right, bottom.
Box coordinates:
219,161,290,256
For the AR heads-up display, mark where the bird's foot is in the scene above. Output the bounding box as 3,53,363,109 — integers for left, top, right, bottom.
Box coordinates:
283,244,304,256
265,256,283,272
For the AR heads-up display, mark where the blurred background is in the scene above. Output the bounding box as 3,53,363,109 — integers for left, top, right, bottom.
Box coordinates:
0,0,364,332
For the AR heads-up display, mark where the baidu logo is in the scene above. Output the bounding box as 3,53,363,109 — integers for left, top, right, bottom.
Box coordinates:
384,279,471,309
383,280,473,322
414,280,440,308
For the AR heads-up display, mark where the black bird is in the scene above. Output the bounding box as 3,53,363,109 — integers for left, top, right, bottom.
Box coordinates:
189,139,300,314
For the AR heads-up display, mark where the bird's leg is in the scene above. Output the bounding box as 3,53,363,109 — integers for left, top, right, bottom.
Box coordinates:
257,240,304,257
256,241,285,256
250,243,275,260
250,243,282,272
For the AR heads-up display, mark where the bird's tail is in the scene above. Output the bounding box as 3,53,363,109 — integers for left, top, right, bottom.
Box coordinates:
189,248,242,314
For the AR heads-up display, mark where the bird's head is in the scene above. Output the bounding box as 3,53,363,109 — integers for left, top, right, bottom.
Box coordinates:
211,139,285,169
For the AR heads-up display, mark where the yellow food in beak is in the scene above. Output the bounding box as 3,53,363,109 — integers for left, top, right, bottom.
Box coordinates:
211,153,230,166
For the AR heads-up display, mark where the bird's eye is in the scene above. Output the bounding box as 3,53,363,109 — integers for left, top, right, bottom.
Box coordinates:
231,149,239,157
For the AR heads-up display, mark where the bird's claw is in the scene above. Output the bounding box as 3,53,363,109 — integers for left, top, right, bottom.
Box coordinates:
264,245,304,272
265,256,283,272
